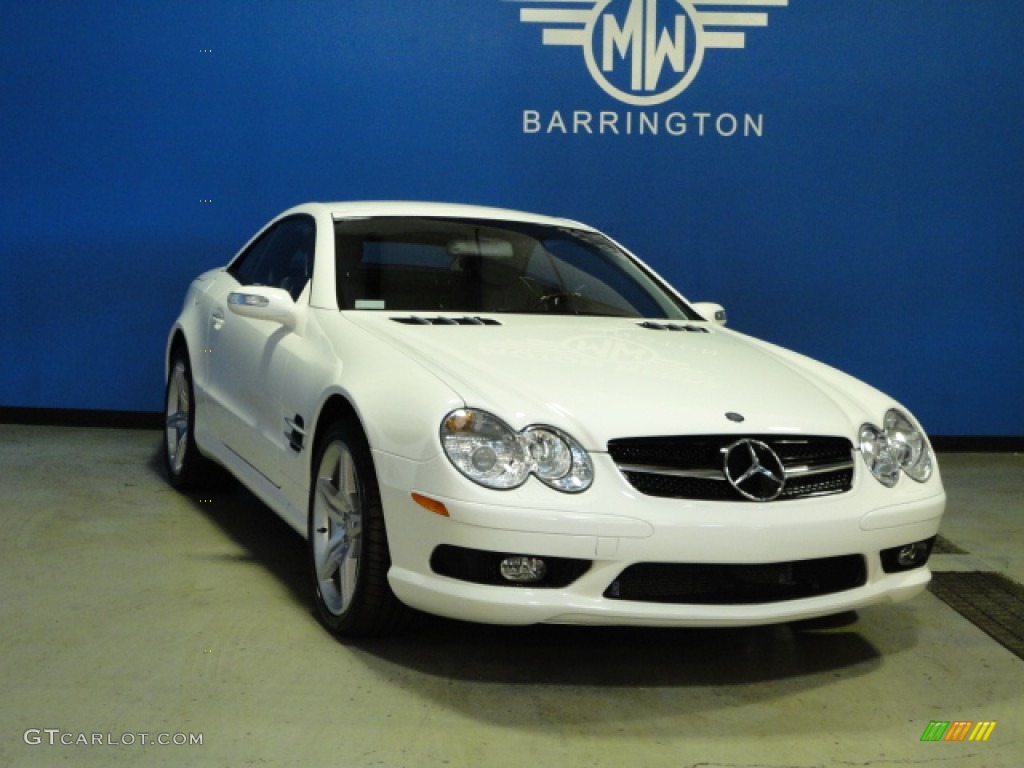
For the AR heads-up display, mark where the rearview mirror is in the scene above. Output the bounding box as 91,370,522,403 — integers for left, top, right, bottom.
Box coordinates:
692,302,727,326
448,237,515,260
227,287,298,329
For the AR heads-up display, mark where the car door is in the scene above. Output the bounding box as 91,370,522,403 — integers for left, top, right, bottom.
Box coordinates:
206,215,315,485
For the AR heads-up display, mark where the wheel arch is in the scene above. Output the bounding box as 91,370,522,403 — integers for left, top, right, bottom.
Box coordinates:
165,326,190,378
312,394,371,466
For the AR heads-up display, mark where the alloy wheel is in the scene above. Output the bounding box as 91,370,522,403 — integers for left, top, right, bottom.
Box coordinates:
311,440,364,616
165,360,190,477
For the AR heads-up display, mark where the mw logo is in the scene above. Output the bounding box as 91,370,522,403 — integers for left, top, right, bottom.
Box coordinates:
511,0,788,106
594,0,694,98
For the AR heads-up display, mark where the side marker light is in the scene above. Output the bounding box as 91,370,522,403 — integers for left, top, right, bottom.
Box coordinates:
411,493,449,517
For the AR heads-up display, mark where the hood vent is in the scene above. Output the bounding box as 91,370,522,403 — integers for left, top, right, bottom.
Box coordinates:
391,315,502,326
637,321,709,333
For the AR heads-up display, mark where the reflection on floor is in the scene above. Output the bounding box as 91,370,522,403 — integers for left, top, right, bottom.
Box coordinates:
1,425,1022,768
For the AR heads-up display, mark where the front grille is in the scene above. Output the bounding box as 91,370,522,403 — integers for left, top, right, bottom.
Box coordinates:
605,555,867,605
608,434,855,502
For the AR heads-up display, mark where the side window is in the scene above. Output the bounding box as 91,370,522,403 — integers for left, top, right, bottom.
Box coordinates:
229,216,316,301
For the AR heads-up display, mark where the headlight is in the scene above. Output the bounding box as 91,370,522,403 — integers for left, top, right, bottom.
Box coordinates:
441,409,593,493
859,409,933,487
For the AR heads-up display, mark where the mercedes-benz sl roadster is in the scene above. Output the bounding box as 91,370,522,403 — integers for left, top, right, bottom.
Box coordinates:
164,201,945,637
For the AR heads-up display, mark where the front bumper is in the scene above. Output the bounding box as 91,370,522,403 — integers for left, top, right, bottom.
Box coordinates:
374,452,946,627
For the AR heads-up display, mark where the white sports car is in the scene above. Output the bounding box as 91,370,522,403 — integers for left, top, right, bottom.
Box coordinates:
164,201,945,637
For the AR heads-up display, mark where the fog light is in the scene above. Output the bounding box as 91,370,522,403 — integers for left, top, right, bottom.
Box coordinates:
898,543,927,567
880,537,936,573
500,556,548,583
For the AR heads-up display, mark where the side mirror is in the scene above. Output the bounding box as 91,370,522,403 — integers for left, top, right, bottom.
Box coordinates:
227,287,299,329
692,302,727,326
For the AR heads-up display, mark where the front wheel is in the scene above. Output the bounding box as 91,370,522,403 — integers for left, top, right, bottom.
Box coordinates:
308,421,411,637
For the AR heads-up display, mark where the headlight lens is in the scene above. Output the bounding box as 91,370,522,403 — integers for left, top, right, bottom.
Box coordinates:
441,409,529,490
441,409,593,493
859,409,933,487
523,426,594,492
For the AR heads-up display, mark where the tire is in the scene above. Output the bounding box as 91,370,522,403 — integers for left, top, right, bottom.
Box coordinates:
308,420,411,637
163,347,219,490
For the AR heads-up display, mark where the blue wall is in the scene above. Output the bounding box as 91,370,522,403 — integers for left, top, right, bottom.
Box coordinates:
2,1,1022,435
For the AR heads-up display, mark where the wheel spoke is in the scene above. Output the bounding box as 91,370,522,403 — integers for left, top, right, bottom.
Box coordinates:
338,547,359,607
173,431,188,473
319,531,351,581
339,449,358,494
316,476,352,522
339,451,363,530
173,367,189,411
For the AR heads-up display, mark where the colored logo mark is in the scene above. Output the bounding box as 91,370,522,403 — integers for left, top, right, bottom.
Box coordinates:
920,720,997,742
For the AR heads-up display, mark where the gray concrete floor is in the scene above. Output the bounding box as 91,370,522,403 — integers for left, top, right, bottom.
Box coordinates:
1,424,1022,767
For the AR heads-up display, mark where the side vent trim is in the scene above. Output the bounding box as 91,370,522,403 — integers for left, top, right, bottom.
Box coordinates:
637,321,710,333
391,316,502,326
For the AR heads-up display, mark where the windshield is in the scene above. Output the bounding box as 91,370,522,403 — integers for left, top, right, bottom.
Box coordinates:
334,216,697,319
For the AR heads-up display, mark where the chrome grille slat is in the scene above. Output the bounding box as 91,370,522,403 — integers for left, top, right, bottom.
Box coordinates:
615,464,726,480
784,459,855,478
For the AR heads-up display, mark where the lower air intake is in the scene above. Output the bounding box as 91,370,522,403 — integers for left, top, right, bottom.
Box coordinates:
605,555,867,605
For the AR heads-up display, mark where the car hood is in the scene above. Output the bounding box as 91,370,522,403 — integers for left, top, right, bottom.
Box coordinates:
343,313,893,449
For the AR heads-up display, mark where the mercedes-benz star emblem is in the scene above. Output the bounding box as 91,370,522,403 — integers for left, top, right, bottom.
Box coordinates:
723,439,787,502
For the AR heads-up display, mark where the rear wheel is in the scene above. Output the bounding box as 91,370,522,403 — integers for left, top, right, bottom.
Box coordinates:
308,421,411,637
163,348,218,490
